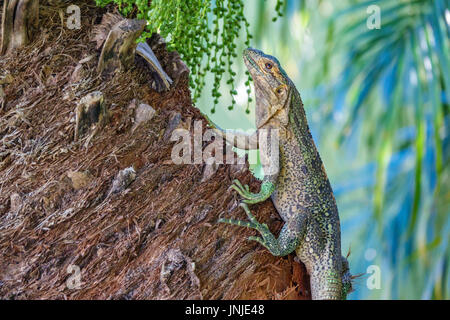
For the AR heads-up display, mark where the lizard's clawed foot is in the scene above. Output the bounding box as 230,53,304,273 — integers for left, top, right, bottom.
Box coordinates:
218,203,281,254
239,203,283,255
231,179,275,204
218,203,265,229
217,203,259,229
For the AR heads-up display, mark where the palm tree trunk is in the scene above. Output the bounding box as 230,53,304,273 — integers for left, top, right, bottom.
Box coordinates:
1,0,39,54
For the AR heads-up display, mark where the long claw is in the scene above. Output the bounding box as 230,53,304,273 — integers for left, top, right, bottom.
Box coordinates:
231,179,273,205
232,179,244,189
248,236,265,245
239,203,258,223
231,179,244,189
231,180,255,200
242,198,261,204
231,179,251,195
218,218,258,230
231,184,246,196
239,202,249,210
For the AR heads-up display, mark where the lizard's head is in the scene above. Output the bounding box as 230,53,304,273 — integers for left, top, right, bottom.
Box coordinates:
243,48,293,129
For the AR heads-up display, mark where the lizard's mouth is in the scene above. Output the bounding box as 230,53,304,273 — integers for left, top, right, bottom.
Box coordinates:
243,48,262,77
243,54,256,70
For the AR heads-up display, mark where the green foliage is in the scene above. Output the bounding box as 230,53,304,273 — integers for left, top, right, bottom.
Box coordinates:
245,0,448,299
273,0,286,21
334,0,448,229
330,0,449,299
94,0,284,113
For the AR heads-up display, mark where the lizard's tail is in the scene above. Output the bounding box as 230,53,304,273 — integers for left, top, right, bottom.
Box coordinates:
310,267,343,300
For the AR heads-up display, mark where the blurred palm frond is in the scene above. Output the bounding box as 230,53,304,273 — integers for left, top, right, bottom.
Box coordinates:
331,0,449,298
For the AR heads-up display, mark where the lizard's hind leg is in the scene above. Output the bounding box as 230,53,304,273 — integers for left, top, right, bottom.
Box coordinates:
218,203,260,228
219,203,303,257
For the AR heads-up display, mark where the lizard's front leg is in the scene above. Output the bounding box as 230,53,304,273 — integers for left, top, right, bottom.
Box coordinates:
219,203,306,257
205,114,259,150
207,119,272,203
232,127,280,203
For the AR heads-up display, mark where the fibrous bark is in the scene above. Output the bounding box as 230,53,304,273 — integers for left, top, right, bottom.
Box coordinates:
1,0,39,54
0,1,312,300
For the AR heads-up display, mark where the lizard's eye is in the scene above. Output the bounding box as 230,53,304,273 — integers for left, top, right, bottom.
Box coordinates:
276,86,284,94
265,62,273,70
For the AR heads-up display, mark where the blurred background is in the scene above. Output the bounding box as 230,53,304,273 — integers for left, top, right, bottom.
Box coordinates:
198,0,449,299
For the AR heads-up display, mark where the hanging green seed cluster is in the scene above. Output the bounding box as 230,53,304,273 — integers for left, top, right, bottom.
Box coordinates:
273,0,285,21
94,0,283,113
207,0,253,113
144,0,213,105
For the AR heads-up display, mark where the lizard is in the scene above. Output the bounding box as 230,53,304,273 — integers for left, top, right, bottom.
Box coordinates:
210,48,352,300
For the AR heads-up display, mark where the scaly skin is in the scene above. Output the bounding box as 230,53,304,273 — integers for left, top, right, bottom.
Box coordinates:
216,48,352,300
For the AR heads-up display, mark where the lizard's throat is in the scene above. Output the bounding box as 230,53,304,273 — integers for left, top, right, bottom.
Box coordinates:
255,85,292,129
